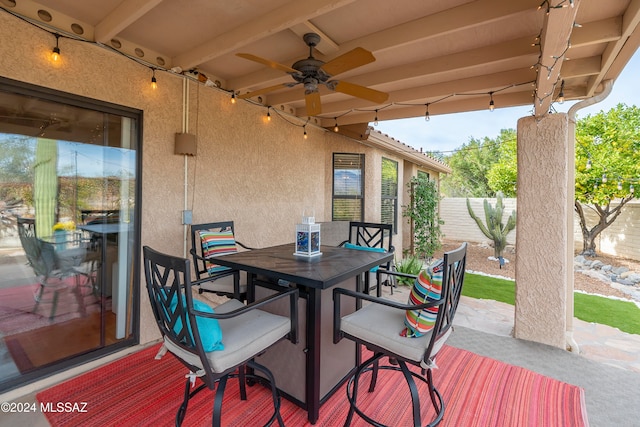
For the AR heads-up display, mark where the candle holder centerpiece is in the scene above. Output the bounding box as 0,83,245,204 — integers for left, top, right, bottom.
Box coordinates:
294,209,321,257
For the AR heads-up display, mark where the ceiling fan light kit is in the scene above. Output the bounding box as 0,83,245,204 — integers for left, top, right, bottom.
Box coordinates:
237,33,388,117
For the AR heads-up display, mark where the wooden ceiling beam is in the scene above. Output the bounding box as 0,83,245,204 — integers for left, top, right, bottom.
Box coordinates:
289,21,339,55
560,56,601,78
570,17,621,48
310,56,601,118
533,2,579,117
306,68,537,118
228,0,541,91
227,11,621,93
334,0,541,54
173,0,356,69
94,0,163,43
264,36,539,106
319,90,536,127
586,0,640,96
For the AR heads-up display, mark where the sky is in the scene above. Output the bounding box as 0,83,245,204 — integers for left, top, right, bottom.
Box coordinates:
376,50,640,155
57,142,135,178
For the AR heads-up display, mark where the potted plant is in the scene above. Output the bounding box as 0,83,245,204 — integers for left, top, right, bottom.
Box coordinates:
394,255,423,286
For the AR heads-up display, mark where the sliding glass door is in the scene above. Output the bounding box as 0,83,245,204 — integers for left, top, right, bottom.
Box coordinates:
0,77,140,392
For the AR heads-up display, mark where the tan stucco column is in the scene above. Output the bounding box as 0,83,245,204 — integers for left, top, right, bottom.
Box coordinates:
514,113,569,349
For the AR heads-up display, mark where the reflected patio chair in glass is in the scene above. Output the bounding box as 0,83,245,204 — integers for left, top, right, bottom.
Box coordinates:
17,217,94,319
143,246,298,427
190,221,256,301
333,242,467,427
339,221,395,296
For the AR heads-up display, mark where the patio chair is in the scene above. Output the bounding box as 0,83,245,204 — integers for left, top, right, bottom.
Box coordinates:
190,221,256,301
17,217,93,319
339,221,394,295
333,242,467,427
143,246,298,427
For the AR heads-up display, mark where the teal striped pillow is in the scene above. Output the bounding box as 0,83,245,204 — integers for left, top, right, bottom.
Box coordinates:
199,230,237,275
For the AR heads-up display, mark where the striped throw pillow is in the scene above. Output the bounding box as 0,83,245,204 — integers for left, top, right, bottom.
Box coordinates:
400,258,444,338
199,230,237,276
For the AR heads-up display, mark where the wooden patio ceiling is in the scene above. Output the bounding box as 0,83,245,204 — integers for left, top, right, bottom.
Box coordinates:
3,0,640,131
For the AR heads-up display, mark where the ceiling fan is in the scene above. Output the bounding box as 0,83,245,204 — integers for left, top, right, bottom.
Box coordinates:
236,33,389,116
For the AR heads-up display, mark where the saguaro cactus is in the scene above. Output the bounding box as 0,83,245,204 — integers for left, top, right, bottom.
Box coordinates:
466,192,516,258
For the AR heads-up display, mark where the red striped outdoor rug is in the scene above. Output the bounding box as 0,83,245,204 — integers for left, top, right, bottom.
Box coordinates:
37,343,588,426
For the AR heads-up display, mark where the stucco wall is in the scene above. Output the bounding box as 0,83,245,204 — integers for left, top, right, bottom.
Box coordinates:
0,12,439,359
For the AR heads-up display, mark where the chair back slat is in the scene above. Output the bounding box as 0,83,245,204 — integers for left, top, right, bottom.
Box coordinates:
349,221,393,252
425,242,467,360
143,246,197,351
18,217,57,278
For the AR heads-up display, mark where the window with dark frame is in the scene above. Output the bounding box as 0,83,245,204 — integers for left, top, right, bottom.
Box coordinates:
381,157,398,233
0,76,141,393
332,153,364,221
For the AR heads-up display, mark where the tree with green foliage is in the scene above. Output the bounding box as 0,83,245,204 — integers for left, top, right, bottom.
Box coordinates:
0,135,35,204
486,129,517,197
403,175,443,259
476,104,639,257
440,129,511,197
575,103,640,256
466,192,516,258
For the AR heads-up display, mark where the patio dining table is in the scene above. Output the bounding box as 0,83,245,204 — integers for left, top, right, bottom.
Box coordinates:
212,242,394,424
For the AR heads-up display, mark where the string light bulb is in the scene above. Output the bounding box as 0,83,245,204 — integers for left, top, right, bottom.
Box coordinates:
51,34,61,62
602,173,607,183
374,110,379,126
558,80,565,104
333,118,339,132
303,126,308,140
424,104,430,122
266,108,271,122
586,158,591,169
150,69,157,90
631,184,635,193
230,92,236,104
488,92,495,112
617,181,623,191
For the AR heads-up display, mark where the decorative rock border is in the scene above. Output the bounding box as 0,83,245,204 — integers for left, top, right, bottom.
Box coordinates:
574,255,640,301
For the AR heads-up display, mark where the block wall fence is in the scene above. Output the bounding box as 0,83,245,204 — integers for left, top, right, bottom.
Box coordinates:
440,198,640,260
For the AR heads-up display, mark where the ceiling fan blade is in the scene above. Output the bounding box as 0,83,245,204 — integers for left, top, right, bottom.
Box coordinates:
237,83,291,99
236,53,298,74
320,47,375,76
305,91,322,116
332,81,389,104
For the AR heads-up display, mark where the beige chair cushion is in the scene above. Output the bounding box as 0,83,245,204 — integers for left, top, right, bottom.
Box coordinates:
164,299,289,373
197,273,248,295
340,301,450,367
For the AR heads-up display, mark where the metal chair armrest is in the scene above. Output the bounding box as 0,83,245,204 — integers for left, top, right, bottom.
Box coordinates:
376,268,417,281
235,240,257,251
332,287,444,343
189,287,299,344
337,239,349,247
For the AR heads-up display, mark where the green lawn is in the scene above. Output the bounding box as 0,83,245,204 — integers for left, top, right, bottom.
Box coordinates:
462,273,640,335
